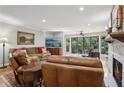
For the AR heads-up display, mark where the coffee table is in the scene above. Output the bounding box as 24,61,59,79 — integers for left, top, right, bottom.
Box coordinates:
21,62,42,87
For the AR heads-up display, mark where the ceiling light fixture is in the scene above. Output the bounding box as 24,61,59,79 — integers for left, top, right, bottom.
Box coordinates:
42,19,46,23
88,24,90,26
79,7,84,11
105,26,108,30
80,31,84,36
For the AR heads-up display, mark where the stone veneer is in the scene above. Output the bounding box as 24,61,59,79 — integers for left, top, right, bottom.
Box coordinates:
106,40,124,87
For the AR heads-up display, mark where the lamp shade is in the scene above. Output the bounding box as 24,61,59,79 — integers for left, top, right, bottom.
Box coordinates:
0,37,8,43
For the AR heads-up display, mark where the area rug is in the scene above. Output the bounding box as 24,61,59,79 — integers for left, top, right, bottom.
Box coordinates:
0,72,20,87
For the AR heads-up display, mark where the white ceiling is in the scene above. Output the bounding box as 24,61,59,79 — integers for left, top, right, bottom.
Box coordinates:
0,5,112,33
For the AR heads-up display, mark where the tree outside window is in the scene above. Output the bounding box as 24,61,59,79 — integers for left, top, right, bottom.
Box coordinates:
66,36,99,54
71,37,78,53
101,37,108,55
66,38,70,52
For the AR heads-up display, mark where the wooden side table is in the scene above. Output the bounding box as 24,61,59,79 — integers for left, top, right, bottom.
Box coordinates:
21,63,42,87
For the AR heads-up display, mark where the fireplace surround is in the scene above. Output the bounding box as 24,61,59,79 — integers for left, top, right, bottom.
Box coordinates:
104,40,124,87
113,58,122,87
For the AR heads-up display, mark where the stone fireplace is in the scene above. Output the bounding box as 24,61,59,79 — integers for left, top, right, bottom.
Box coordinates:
107,40,124,87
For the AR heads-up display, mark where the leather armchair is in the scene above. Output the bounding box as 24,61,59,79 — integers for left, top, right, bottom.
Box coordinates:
9,54,39,87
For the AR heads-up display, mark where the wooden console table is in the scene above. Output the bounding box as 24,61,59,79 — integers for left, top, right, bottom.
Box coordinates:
46,47,62,55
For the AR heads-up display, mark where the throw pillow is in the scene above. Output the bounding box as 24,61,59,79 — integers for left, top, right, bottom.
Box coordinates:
12,49,28,57
37,47,44,53
42,48,51,57
14,52,29,66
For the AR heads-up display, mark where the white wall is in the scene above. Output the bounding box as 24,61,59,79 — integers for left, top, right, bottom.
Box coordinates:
0,22,45,67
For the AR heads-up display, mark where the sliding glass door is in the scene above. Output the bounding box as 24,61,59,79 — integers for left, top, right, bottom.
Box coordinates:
90,36,99,52
66,38,70,52
83,37,91,53
77,37,84,54
71,37,78,53
65,36,99,54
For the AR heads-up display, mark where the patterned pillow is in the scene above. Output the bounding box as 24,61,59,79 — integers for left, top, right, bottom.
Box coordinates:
12,49,28,57
42,48,51,57
14,53,29,66
26,48,36,54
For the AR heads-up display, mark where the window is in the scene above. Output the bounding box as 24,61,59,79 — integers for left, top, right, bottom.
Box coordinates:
65,36,99,54
101,37,108,55
83,37,91,53
71,37,78,53
66,38,70,52
90,36,99,52
77,37,84,54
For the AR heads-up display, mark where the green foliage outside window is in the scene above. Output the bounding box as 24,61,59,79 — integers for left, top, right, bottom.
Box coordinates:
66,36,99,54
71,37,78,53
66,38,70,52
101,38,108,55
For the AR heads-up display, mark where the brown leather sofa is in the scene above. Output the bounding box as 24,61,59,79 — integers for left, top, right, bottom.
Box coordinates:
42,55,104,87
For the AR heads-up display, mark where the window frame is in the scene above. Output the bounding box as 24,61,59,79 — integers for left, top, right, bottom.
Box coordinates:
65,35,100,55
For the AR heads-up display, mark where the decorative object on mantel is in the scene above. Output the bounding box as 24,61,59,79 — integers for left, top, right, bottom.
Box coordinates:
111,5,123,32
106,27,112,34
105,34,114,43
116,5,123,30
106,5,124,42
17,31,35,45
0,36,8,68
110,32,124,42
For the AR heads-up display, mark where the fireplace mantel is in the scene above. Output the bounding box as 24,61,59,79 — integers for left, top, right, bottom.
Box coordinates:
113,53,124,65
110,32,124,42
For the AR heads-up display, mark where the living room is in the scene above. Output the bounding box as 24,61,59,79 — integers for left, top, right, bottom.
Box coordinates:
0,0,124,91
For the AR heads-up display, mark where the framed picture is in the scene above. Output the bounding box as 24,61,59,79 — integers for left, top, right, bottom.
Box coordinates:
17,31,35,45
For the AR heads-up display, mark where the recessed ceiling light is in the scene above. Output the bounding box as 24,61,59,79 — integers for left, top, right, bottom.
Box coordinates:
88,24,90,26
79,7,84,11
42,19,46,23
105,26,108,30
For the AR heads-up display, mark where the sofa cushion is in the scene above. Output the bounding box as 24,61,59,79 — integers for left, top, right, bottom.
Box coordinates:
68,57,102,68
47,55,69,64
29,54,43,57
46,56,102,68
26,47,36,54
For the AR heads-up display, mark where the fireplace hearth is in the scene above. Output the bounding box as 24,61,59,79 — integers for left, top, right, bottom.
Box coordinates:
113,58,122,87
